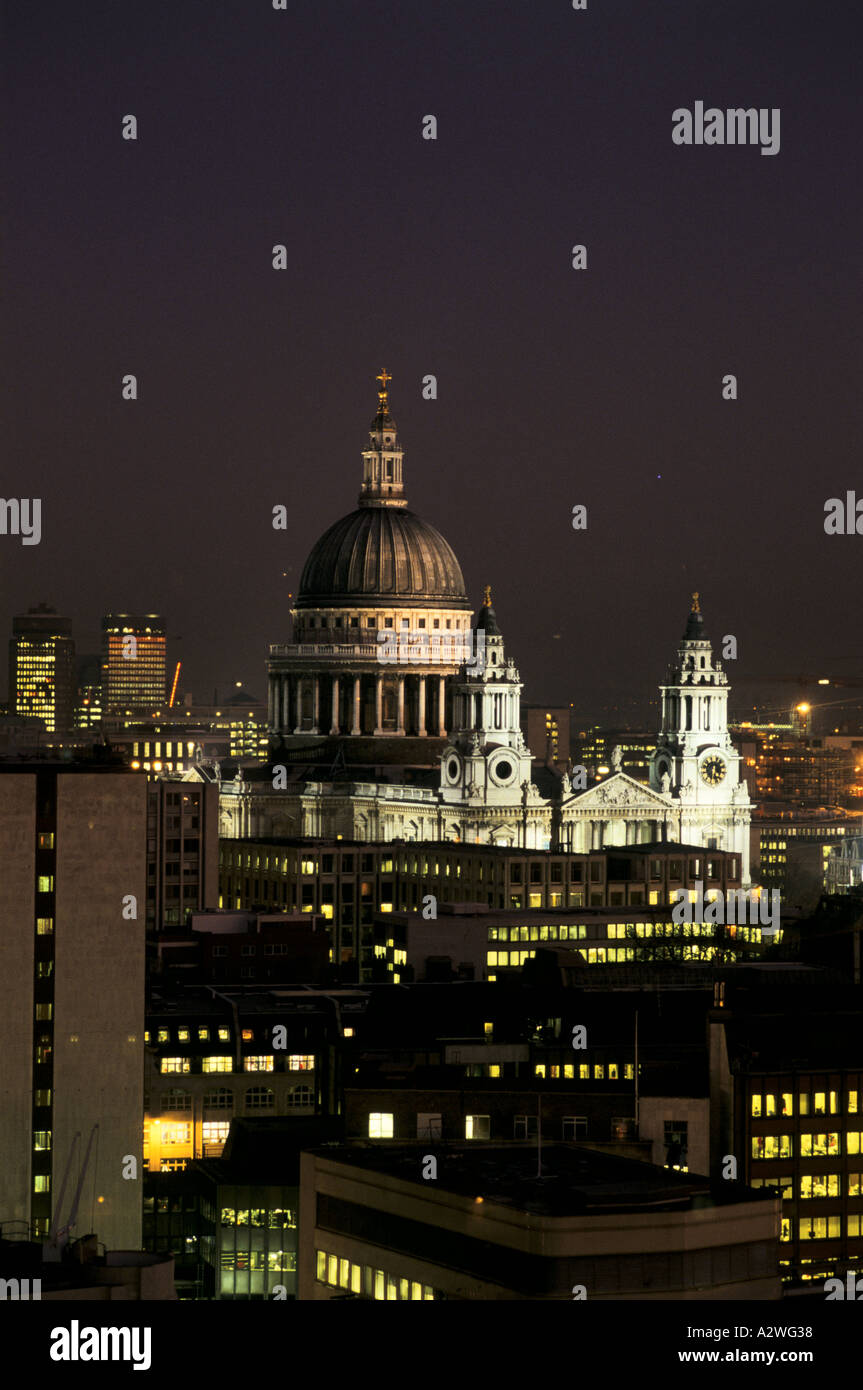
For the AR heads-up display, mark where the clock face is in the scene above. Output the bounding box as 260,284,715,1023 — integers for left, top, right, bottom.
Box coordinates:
700,755,726,786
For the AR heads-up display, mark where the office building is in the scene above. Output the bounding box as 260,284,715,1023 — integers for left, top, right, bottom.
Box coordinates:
9,604,76,736
101,613,166,713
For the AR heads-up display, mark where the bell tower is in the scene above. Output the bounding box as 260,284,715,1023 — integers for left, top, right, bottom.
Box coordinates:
440,589,534,807
650,594,751,884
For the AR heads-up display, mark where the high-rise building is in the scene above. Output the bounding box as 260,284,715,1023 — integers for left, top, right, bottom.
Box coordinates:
9,604,76,736
147,777,220,929
75,653,103,729
521,706,571,765
101,614,166,713
0,762,147,1248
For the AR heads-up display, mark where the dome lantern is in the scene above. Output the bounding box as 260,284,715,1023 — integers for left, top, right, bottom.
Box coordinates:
359,368,407,509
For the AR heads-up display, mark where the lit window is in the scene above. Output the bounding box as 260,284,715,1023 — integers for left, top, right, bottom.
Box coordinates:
465,1115,490,1140
244,1056,274,1072
202,1056,232,1073
161,1058,190,1074
202,1121,229,1146
288,1055,315,1071
369,1113,393,1138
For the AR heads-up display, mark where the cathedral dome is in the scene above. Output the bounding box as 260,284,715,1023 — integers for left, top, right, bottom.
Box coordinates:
297,506,470,610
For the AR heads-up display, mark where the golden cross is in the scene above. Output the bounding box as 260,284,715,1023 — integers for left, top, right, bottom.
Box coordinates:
691,591,700,613
483,585,492,607
377,368,392,392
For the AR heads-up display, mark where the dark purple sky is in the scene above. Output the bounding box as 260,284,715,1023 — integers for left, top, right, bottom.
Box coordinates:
4,0,862,724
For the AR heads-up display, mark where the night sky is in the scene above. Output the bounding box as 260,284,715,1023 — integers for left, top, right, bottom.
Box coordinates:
4,0,862,726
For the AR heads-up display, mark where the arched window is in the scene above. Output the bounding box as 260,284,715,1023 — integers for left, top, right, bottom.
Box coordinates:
245,1087,274,1110
204,1088,233,1111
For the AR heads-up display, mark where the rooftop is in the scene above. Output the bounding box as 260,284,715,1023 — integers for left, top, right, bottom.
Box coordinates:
307,1142,774,1217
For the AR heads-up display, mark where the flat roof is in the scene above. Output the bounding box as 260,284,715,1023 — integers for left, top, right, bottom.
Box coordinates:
306,1142,775,1217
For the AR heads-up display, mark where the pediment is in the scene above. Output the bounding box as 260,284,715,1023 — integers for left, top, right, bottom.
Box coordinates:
565,772,670,810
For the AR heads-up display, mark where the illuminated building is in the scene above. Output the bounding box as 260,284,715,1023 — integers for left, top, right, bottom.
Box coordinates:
754,809,857,905
75,653,103,729
738,1013,863,1286
101,613,166,713
300,1143,780,1300
216,838,747,981
142,1118,339,1300
520,705,571,765
143,988,335,1174
0,762,147,1248
268,373,472,743
9,603,76,735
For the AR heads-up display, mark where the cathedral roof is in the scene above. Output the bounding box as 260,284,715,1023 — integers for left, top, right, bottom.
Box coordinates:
297,372,471,610
297,506,471,610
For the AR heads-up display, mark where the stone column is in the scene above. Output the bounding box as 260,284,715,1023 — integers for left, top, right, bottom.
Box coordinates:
418,676,427,736
396,677,405,735
312,676,320,733
267,677,275,727
374,675,384,735
352,676,361,735
437,676,446,736
330,676,340,735
293,678,303,734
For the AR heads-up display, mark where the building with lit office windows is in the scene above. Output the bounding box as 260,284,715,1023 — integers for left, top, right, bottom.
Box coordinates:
301,1143,780,1300
101,612,166,713
9,603,76,736
0,760,147,1249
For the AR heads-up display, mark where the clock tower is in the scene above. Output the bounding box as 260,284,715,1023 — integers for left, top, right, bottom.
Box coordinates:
650,594,751,884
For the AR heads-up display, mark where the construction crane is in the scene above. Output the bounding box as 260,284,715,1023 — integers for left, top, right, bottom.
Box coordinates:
43,1124,99,1261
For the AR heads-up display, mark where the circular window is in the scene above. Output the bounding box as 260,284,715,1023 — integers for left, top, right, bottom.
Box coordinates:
495,760,513,782
447,759,459,780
